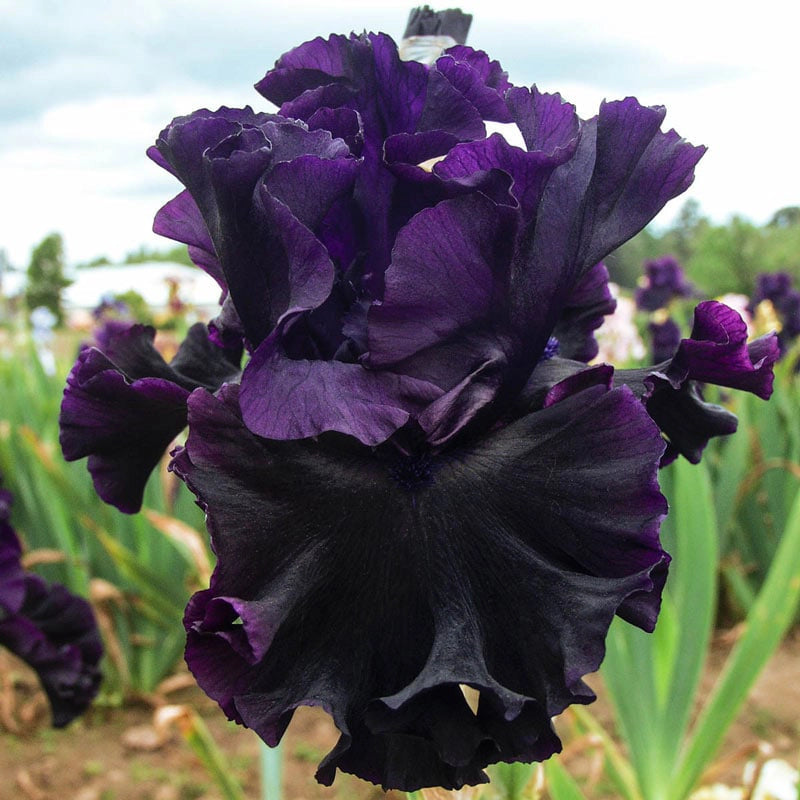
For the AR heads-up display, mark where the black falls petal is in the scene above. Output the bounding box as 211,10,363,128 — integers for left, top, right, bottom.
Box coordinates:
171,381,666,791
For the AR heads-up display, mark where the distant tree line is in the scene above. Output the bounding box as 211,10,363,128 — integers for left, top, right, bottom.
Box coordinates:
78,244,193,268
607,200,800,296
11,207,800,328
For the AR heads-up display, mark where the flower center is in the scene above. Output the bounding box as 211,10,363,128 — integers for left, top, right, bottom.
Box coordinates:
540,336,560,362
389,451,435,490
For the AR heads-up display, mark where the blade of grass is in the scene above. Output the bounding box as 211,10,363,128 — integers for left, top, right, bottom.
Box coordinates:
668,475,800,800
602,459,718,800
655,458,718,771
570,706,642,800
543,759,588,800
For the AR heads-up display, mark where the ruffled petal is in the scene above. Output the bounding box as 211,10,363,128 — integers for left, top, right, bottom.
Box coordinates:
505,86,580,156
60,323,241,513
0,575,103,727
576,100,707,270
663,301,777,399
0,497,102,727
435,47,512,122
368,194,517,368
172,381,665,791
239,334,443,445
152,189,224,291
504,97,704,388
613,301,779,463
60,348,190,513
434,132,578,219
552,262,616,362
153,110,356,346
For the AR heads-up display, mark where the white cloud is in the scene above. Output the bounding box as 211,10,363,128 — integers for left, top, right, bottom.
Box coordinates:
1,0,797,266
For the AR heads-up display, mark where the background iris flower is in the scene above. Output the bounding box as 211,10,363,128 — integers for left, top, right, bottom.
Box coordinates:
635,255,696,312
60,32,778,791
0,484,102,727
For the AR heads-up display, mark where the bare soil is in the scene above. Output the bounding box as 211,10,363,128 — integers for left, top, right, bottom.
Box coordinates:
2,632,798,800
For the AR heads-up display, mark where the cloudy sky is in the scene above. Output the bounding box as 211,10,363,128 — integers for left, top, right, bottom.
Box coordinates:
1,0,796,269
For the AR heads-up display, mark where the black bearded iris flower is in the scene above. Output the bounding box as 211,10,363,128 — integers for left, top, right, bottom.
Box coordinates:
59,33,778,791
0,486,103,726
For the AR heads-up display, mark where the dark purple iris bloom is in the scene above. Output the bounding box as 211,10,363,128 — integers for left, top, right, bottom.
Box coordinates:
748,271,800,355
635,255,694,311
0,488,102,727
59,32,779,792
649,317,682,362
60,321,242,513
92,293,130,321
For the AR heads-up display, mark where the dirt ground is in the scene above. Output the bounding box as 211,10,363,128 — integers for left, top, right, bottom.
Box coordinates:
2,631,799,800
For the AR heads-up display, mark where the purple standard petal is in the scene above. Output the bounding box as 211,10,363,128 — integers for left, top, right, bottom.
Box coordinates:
433,131,578,219
203,123,355,345
239,333,442,445
505,97,704,389
256,32,489,290
172,380,665,791
0,496,102,727
551,262,617,363
60,323,241,513
257,34,429,139
368,194,517,368
612,301,779,463
435,47,512,122
505,86,580,156
153,109,356,346
664,301,778,399
306,107,365,156
577,100,707,271
152,190,224,291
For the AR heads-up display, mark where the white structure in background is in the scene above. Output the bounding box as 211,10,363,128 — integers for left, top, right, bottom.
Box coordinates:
63,262,221,324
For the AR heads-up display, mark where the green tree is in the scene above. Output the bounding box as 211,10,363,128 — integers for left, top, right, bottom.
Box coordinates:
123,244,192,266
686,216,765,295
25,232,71,326
768,206,800,229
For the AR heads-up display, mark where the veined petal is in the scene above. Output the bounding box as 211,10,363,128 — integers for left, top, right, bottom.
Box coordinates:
240,334,443,445
435,48,512,122
368,194,517,368
60,323,241,513
60,348,190,513
552,262,617,363
505,86,580,156
0,495,102,727
614,301,779,463
172,381,665,790
152,190,224,291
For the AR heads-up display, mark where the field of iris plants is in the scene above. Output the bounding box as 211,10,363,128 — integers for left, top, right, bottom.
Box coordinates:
2,279,800,799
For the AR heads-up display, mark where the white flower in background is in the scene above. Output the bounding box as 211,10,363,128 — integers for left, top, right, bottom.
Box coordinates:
594,283,646,365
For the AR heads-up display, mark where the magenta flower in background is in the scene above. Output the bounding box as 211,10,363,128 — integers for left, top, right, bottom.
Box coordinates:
59,32,779,791
0,487,102,727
